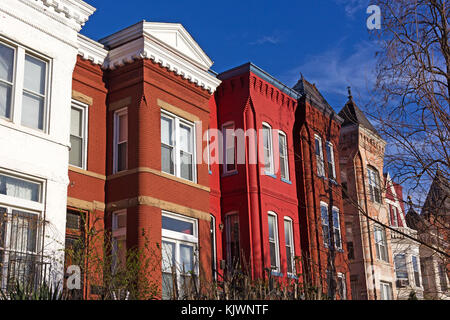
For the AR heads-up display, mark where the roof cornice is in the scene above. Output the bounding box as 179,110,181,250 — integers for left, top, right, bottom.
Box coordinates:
20,0,96,31
77,34,108,65
94,21,221,93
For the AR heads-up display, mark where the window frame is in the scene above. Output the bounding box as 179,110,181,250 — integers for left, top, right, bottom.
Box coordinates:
314,135,325,177
262,123,274,176
210,215,217,280
279,131,290,181
332,206,343,250
374,226,389,262
267,211,280,273
367,166,382,204
0,38,51,133
326,141,336,180
225,212,240,270
113,108,128,174
222,122,237,175
394,254,408,280
284,217,295,276
380,281,393,300
337,273,347,300
161,211,199,300
69,100,89,170
161,110,197,183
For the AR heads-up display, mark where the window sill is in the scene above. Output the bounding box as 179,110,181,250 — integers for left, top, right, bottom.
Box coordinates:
281,178,292,185
264,172,277,179
287,274,298,280
209,170,212,175
222,171,238,178
271,271,283,277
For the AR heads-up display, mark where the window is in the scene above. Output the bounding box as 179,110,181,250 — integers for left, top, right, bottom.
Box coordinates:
380,281,393,300
347,242,355,260
337,273,347,300
284,218,295,275
267,212,280,272
0,41,50,131
114,109,128,173
0,42,14,120
207,128,211,174
222,123,236,174
210,215,217,280
394,254,408,279
0,173,44,291
332,207,342,249
161,212,198,300
69,101,88,169
161,111,196,182
22,55,47,130
315,135,325,177
367,166,382,203
321,203,330,248
320,203,342,249
262,123,274,175
326,142,336,180
412,256,421,287
438,264,448,292
225,213,240,270
279,132,289,181
374,226,389,262
112,210,127,273
390,205,398,227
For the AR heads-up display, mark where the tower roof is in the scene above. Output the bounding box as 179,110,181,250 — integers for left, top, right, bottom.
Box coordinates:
338,90,380,136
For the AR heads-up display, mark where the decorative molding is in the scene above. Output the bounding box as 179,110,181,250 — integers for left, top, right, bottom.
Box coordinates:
67,197,105,212
158,99,200,122
23,0,96,31
77,33,108,65
107,167,210,192
72,89,93,106
106,196,211,222
97,21,221,93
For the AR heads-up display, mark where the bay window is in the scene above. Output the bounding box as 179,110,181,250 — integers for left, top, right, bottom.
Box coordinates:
0,40,49,131
161,111,196,182
161,212,198,300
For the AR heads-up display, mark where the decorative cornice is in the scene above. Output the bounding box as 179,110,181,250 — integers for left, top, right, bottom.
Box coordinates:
95,21,221,93
77,34,108,65
19,0,95,31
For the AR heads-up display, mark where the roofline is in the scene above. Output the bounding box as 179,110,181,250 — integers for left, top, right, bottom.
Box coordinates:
218,62,301,100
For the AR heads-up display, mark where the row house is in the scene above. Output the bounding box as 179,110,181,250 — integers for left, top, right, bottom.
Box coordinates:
292,77,350,299
385,173,424,299
0,0,95,291
407,170,449,300
338,92,397,300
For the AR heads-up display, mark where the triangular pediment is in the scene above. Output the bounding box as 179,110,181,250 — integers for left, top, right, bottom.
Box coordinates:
143,22,213,70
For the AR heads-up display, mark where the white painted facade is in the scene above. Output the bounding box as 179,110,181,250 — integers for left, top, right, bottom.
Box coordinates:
0,0,94,288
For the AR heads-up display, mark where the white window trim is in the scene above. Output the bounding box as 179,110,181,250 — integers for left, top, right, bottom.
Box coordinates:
314,134,325,177
326,141,336,180
332,206,343,250
222,122,237,175
0,171,45,212
263,123,274,176
284,217,295,276
374,226,389,262
70,100,89,170
161,110,197,183
268,211,280,273
113,108,128,174
320,202,330,248
279,131,290,181
367,166,382,203
161,211,199,299
380,281,393,300
337,273,347,300
0,37,51,133
112,209,127,239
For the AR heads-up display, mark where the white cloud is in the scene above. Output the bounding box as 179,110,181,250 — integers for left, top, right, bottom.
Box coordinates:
334,0,370,18
249,35,280,46
284,40,378,103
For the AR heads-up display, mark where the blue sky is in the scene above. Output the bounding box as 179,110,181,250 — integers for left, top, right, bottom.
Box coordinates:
81,0,375,111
